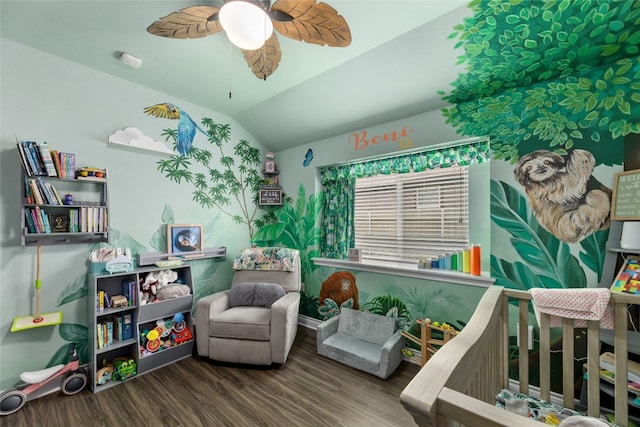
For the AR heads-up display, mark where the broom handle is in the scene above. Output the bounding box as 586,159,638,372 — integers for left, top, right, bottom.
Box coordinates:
35,245,42,320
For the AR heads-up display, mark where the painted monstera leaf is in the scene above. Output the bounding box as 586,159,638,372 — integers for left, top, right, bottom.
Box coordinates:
318,297,353,320
490,179,586,290
252,184,324,280
48,324,88,366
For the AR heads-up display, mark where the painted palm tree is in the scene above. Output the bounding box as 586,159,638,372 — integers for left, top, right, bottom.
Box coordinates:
144,103,210,156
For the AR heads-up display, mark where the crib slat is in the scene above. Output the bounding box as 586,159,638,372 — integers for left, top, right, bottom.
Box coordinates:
586,320,600,418
519,300,529,395
562,318,575,409
539,313,551,402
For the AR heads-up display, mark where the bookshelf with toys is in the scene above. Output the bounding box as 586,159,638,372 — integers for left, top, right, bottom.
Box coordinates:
17,139,109,246
89,264,194,393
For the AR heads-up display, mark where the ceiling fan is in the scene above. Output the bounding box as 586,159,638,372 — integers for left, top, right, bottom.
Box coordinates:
147,0,352,79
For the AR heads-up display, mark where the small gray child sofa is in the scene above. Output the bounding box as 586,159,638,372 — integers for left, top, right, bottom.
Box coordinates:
316,308,405,379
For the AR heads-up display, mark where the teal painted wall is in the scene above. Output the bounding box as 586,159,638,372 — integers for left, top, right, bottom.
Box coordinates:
0,38,261,389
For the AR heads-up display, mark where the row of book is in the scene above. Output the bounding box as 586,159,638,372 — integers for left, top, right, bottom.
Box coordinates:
17,139,76,178
25,206,108,234
24,176,64,205
96,314,134,349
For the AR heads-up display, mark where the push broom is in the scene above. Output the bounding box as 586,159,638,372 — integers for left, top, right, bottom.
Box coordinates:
11,245,63,332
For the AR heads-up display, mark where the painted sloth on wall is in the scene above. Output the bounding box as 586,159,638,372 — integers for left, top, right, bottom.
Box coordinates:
319,271,360,310
513,149,612,243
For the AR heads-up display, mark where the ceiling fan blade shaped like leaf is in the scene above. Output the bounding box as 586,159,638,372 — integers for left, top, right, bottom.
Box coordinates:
242,33,282,79
270,0,351,47
147,6,222,39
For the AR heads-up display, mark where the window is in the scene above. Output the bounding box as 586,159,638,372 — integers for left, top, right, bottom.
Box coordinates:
354,165,469,263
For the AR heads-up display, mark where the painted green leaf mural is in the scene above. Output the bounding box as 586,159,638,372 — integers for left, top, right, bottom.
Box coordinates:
252,184,324,281
442,0,636,163
157,118,274,242
490,179,588,289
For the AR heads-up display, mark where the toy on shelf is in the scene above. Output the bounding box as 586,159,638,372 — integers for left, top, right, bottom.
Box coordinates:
401,318,459,366
139,313,193,357
111,357,137,381
0,343,87,416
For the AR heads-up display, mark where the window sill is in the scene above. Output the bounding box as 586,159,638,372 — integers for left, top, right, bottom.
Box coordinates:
312,258,495,288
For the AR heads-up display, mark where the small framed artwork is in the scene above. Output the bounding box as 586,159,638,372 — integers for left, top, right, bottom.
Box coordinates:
611,169,640,220
167,224,203,258
264,161,276,173
348,248,362,262
259,188,282,205
50,214,69,233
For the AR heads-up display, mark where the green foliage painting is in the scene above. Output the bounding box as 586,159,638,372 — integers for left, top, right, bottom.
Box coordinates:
157,118,277,241
252,184,324,281
490,179,608,293
442,0,638,164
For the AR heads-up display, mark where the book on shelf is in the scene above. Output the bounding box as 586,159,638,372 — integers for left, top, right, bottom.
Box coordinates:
50,149,63,177
41,209,52,233
16,141,31,176
46,182,63,205
28,179,42,205
28,208,41,233
17,139,42,176
37,141,58,177
113,315,124,342
122,313,133,340
36,177,56,205
23,176,33,204
29,141,47,176
96,323,104,349
24,209,36,233
33,206,47,233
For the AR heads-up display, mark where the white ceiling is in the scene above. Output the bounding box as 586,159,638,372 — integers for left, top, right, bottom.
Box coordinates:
1,0,469,151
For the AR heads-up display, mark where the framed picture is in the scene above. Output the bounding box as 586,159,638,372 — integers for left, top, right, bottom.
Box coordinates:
167,224,203,257
611,169,640,220
259,188,282,206
264,160,276,173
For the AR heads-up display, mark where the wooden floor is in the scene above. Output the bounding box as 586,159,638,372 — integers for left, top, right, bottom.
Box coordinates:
4,326,420,426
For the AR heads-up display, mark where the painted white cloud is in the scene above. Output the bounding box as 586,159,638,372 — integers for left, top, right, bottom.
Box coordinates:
108,127,174,155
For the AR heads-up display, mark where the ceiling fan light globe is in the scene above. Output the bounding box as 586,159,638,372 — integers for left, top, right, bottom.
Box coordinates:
219,1,274,50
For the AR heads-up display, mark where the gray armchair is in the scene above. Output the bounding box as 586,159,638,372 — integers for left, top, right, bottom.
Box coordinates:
196,249,301,365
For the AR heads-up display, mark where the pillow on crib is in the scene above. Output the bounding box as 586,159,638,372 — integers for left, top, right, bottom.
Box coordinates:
229,282,286,308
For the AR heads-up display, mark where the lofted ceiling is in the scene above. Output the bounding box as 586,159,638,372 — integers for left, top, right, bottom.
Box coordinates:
1,0,469,152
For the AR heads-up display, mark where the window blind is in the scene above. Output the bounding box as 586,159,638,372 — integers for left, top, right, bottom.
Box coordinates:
354,165,469,262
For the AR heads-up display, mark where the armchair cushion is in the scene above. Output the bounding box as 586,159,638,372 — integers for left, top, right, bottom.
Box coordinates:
229,282,286,308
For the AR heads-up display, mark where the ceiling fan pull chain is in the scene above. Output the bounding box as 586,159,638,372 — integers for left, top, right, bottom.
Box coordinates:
228,39,233,99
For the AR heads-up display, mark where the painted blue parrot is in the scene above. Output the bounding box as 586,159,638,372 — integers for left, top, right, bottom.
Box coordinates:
144,103,207,156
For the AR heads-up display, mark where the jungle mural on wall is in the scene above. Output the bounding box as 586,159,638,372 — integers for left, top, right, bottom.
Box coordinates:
443,0,639,293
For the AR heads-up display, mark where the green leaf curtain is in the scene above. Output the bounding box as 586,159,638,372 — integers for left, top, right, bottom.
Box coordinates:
319,139,490,259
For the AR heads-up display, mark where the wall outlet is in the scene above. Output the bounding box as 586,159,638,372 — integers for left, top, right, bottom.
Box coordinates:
516,323,534,350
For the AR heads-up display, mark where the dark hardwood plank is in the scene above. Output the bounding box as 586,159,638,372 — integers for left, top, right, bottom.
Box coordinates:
4,327,420,426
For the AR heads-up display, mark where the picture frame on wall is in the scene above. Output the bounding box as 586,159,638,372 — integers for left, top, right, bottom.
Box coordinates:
611,169,640,220
167,224,203,258
259,188,282,206
264,160,276,173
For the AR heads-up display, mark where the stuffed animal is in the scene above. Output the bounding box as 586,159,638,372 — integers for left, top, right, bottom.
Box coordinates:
140,269,178,304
